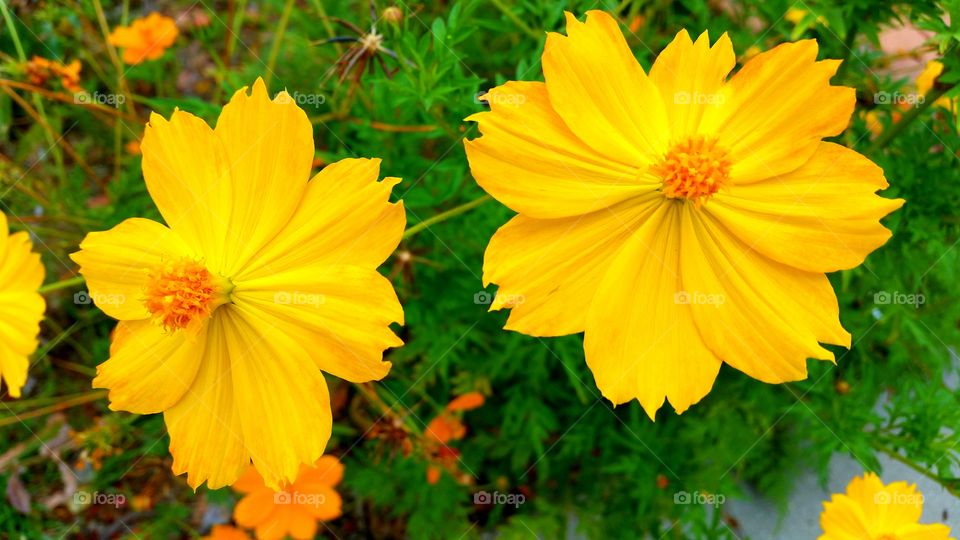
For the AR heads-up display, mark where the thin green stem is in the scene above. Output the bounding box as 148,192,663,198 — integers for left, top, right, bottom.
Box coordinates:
265,0,295,88
38,275,85,294
0,390,107,428
869,82,958,154
0,0,65,180
402,195,492,240
875,443,960,498
488,0,540,41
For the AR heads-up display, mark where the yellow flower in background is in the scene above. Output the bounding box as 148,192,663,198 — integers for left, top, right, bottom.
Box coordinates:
108,12,179,65
916,60,955,111
819,473,954,539
233,456,344,540
70,78,405,489
464,11,903,419
0,213,45,398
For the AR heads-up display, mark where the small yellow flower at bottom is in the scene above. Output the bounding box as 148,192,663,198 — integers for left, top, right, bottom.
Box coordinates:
819,472,954,540
0,212,45,399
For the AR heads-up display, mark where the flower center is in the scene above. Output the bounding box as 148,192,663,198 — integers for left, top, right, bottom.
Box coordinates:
143,259,232,332
652,136,731,204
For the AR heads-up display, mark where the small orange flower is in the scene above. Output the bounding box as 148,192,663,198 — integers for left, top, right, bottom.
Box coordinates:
426,414,465,444
108,13,179,65
203,525,251,540
232,456,344,540
446,391,485,412
25,56,82,92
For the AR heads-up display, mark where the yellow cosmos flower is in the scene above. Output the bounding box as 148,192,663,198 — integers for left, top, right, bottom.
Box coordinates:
0,213,45,398
108,12,179,65
464,11,903,419
819,473,954,540
70,78,405,489
233,456,344,540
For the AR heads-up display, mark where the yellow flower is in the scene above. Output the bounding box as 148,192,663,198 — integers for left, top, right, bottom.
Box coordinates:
916,60,944,97
233,456,344,540
819,473,954,539
464,11,903,419
108,12,179,65
0,212,45,398
70,78,405,489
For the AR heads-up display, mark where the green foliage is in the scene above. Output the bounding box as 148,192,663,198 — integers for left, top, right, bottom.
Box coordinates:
0,0,959,538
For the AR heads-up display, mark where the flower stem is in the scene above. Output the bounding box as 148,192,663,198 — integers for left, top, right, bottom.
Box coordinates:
488,0,540,41
0,390,107,428
402,195,492,240
38,275,85,294
868,81,957,154
874,442,960,498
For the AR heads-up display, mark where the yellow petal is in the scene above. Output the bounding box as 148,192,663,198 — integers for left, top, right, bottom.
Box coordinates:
708,142,904,272
165,314,249,490
238,158,404,279
465,81,649,218
71,218,193,320
213,78,315,274
819,496,872,540
679,206,850,384
141,110,233,274
233,265,401,383
542,11,669,165
220,307,332,490
649,30,735,139
700,40,855,183
0,216,46,398
895,523,954,540
583,203,722,418
483,194,661,336
93,319,204,414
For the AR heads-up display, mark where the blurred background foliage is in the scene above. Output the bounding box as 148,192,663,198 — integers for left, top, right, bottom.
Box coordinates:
1,0,959,538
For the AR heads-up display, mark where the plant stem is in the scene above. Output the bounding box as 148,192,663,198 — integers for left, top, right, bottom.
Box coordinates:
38,275,85,294
402,195,492,240
0,390,107,428
488,0,540,41
869,82,958,154
875,443,960,498
265,0,295,87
